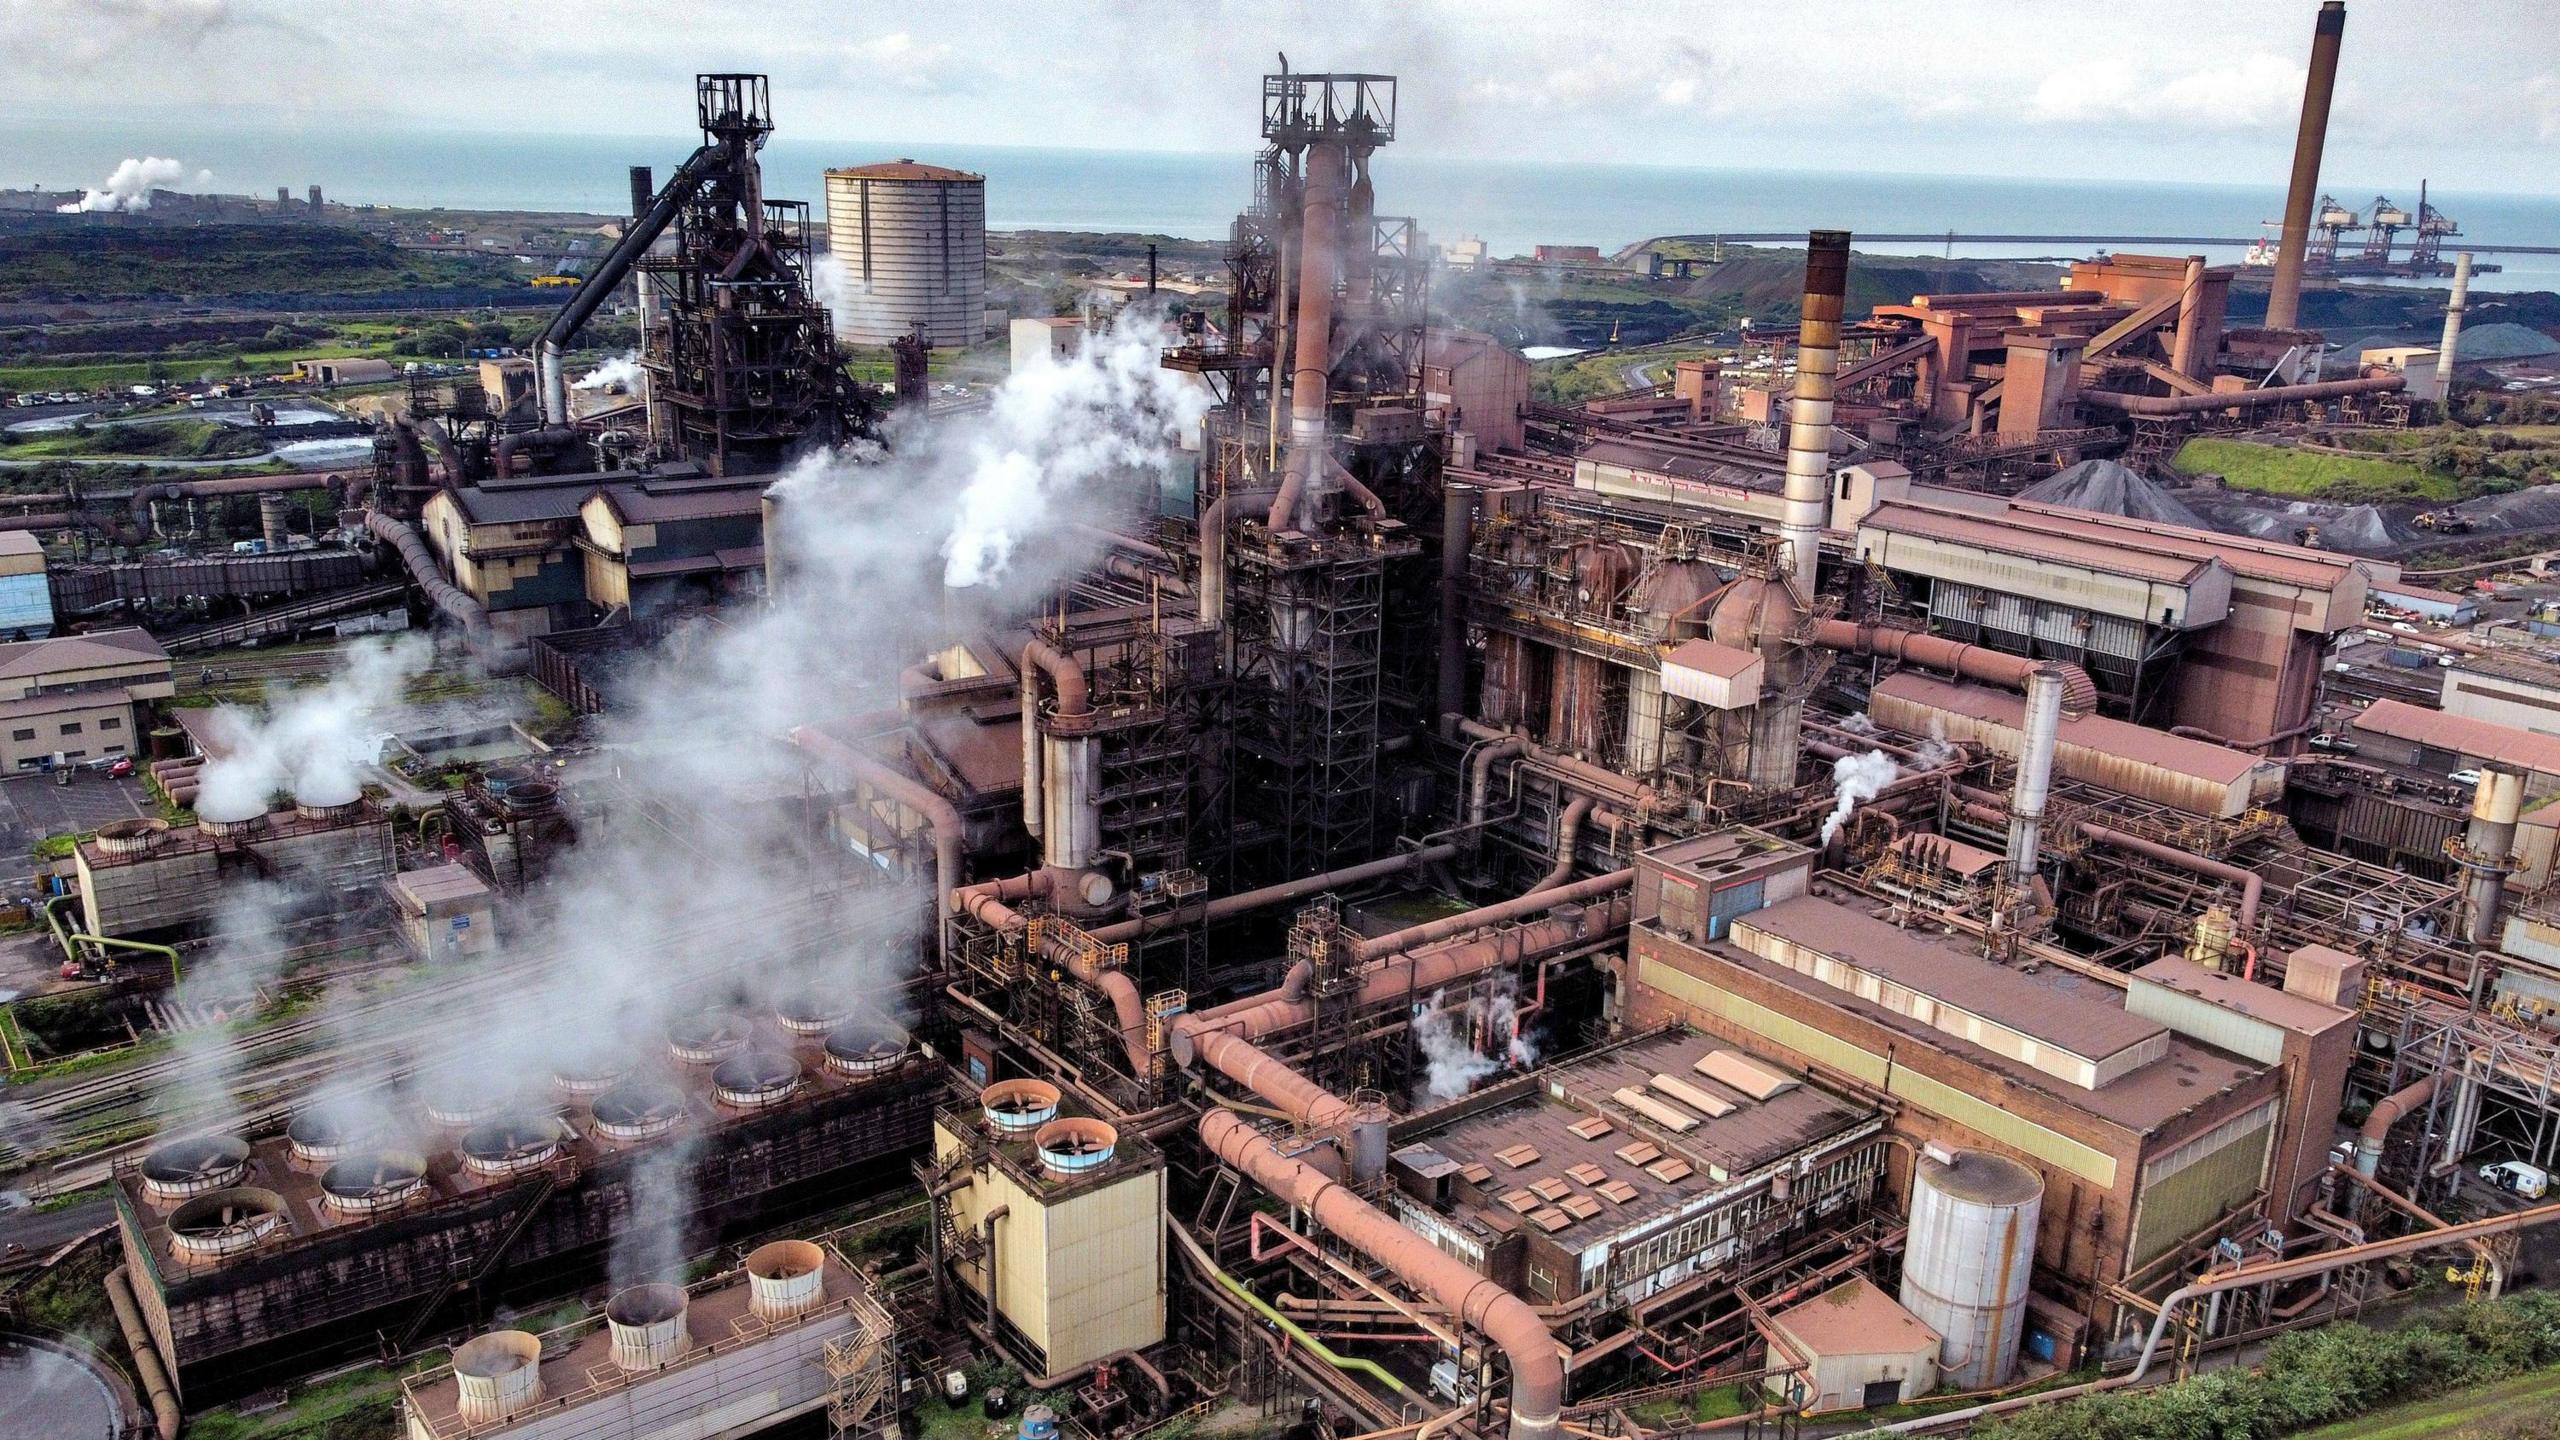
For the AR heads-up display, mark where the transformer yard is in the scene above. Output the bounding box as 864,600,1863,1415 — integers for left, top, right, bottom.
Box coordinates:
9,7,2560,1440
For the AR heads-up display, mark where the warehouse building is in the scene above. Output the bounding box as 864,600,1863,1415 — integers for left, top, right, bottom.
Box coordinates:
1621,834,2299,1337
0,627,170,771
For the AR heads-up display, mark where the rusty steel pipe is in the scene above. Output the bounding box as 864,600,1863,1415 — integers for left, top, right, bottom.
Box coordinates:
2081,374,2402,416
1269,140,1349,534
1202,1110,1564,1440
1088,844,1457,946
788,725,964,936
1815,619,2096,707
1529,796,1595,893
2264,2,2348,332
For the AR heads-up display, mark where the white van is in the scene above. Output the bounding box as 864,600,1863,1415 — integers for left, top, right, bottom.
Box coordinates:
2478,1160,2550,1199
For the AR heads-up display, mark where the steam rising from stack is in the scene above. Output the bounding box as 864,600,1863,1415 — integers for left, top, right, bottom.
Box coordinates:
192,635,433,821
1820,750,1899,845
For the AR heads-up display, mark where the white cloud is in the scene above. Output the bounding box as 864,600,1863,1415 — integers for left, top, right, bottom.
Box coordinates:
2028,53,2301,129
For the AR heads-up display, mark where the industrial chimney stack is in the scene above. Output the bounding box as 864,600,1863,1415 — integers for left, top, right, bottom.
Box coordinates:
2264,2,2347,332
1780,230,1850,596
2435,252,2472,409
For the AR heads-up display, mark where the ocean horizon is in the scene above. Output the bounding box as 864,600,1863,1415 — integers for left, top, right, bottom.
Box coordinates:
9,117,2559,292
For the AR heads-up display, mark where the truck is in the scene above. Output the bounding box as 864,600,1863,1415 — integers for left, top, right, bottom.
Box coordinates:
2479,1160,2550,1199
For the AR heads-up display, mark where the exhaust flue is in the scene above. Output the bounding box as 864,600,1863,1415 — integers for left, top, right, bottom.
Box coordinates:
1781,231,1850,595
2006,667,2067,892
2436,252,2472,405
2264,2,2348,332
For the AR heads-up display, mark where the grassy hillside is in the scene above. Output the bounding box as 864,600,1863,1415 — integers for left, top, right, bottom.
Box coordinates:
0,223,520,302
2173,437,2463,503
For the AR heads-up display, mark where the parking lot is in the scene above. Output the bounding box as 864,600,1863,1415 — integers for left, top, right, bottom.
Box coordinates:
0,771,151,859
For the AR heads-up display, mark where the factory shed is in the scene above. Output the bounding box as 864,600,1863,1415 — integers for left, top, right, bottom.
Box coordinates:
1870,671,2282,818
1422,327,1531,455
1575,438,1784,520
577,478,768,617
2350,698,2560,794
391,863,495,960
1765,1275,1941,1413
2373,581,2480,624
2442,653,2560,736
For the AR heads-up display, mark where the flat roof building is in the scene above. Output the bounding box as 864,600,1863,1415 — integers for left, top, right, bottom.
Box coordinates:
0,627,170,772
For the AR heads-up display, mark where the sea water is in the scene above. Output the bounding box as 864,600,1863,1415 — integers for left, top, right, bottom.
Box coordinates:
6,116,2557,291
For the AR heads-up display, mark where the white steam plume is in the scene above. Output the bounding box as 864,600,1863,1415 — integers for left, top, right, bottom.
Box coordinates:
572,351,643,392
57,156,197,213
1412,978,1537,1104
222,315,1199,1291
1909,716,1957,772
192,635,432,820
1820,748,1899,845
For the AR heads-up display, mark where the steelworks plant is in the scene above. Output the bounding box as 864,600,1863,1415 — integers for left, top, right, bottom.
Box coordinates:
30,11,2560,1440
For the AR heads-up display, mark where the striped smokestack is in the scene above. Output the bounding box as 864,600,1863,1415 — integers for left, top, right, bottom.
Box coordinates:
1780,230,1849,595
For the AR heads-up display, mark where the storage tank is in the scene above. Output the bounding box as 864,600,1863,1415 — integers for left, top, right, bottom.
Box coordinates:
1899,1147,2041,1390
823,161,987,348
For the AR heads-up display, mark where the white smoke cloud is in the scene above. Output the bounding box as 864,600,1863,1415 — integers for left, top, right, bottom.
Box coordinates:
191,635,433,821
1820,748,1899,845
572,351,643,392
1412,978,1537,1104
56,156,197,213
168,313,1198,1288
1909,716,1958,772
809,253,854,323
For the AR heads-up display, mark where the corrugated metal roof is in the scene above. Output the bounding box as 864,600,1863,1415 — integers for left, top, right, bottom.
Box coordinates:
1860,501,2213,584
2353,697,2560,776
2129,957,2351,1038
1737,896,2169,1061
2004,500,2360,590
0,626,165,680
1663,638,1760,679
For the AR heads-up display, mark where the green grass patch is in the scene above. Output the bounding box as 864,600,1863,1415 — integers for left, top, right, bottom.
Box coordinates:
2173,437,2464,503
0,418,271,461
185,1363,408,1440
2292,1365,2560,1439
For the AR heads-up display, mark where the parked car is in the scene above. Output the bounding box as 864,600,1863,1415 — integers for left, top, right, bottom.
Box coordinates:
106,755,134,778
2479,1160,2550,1199
2309,733,2360,753
2451,768,2486,787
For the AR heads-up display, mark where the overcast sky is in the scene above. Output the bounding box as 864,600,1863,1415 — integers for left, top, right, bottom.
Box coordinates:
7,0,2556,193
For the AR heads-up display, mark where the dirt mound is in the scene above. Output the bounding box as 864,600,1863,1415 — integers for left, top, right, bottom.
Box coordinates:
2018,460,2209,528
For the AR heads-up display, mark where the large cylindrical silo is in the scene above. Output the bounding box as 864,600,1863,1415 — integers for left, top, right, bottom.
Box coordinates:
822,161,986,348
1900,1147,2042,1391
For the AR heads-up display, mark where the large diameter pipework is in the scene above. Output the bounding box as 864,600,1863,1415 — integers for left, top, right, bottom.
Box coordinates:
2462,767,2523,946
1202,1110,1564,1440
1269,140,1350,534
2436,252,2473,400
1440,483,1477,723
2081,374,2402,416
1021,640,1099,875
540,138,730,424
1087,844,1458,946
787,725,963,939
1814,619,2096,707
1779,231,1849,595
365,510,491,648
2355,1074,2438,1180
2006,668,2066,891
2264,2,2348,333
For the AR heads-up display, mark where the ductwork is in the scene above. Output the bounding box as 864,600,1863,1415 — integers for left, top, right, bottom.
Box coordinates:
1780,231,1849,595
1269,141,1347,534
2462,767,2523,946
421,419,467,485
950,867,1152,1074
1466,733,1531,844
1185,871,1633,1044
1530,796,1595,893
2264,2,2348,332
1441,483,1477,721
2081,374,2402,416
2006,668,2066,891
786,725,963,948
1201,1110,1563,1440
495,427,577,478
1087,845,1458,946
1814,619,2097,710
2355,1073,2436,1179
365,510,491,648
1198,489,1277,626
541,137,732,424
1021,640,1099,877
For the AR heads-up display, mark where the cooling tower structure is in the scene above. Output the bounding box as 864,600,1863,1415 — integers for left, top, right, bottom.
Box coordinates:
822,161,987,348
